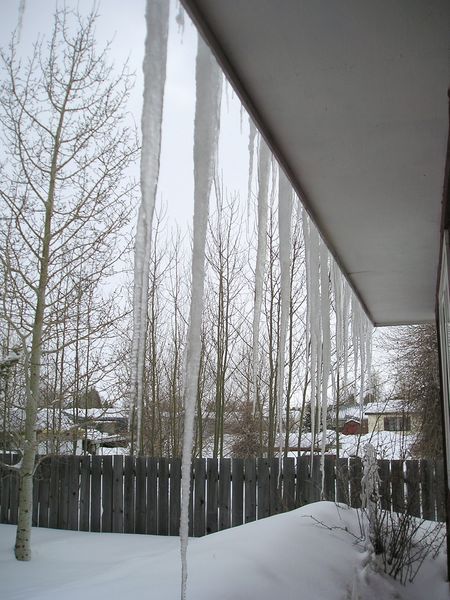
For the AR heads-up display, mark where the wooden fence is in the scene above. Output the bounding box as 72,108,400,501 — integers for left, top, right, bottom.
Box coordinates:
0,455,446,536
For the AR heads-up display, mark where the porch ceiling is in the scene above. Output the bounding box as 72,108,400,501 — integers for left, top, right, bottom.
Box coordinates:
181,0,450,326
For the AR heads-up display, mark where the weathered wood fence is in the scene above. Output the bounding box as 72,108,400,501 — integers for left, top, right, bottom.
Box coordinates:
0,455,446,536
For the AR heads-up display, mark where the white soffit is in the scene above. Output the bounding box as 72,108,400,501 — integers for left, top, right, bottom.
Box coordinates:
182,0,450,326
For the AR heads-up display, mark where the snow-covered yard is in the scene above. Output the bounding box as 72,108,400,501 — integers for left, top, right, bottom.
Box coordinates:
1,502,448,600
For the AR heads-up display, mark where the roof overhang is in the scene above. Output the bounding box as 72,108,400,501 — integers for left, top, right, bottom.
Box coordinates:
181,0,450,326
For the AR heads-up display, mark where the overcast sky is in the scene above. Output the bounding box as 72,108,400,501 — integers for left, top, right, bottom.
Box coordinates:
0,0,250,230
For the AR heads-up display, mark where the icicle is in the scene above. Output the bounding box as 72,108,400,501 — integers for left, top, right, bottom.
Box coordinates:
180,35,222,600
276,167,293,456
342,279,350,394
17,0,26,42
301,208,310,385
247,119,257,217
175,0,185,36
251,136,271,411
319,239,331,494
131,0,169,452
307,220,321,470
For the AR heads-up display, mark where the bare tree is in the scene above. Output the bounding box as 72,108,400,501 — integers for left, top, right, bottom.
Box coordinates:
0,8,138,560
389,324,442,458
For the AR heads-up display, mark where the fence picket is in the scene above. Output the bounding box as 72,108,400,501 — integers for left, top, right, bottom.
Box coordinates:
79,455,90,532
349,458,362,509
158,458,169,535
336,458,349,504
219,459,231,530
206,458,218,533
124,456,135,534
193,458,206,537
405,460,420,517
283,457,295,511
378,460,391,511
231,459,244,527
169,458,181,536
90,455,102,532
101,456,113,533
135,456,147,534
112,455,124,533
421,460,435,520
38,458,50,528
257,458,270,519
146,458,158,535
0,455,11,523
244,458,256,523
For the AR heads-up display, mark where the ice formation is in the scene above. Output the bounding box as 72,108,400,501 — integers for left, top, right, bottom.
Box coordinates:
276,168,293,454
130,0,169,451
17,0,26,41
252,136,271,410
247,119,257,219
319,238,330,490
179,35,223,600
302,209,372,487
175,0,185,35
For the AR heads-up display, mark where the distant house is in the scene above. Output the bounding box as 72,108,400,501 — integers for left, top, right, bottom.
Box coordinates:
364,400,417,434
329,404,368,435
70,407,129,454
341,419,365,436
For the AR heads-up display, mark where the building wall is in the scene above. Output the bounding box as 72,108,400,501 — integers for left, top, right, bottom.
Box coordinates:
367,413,419,433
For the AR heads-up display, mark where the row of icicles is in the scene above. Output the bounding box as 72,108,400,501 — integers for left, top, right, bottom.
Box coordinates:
131,2,372,599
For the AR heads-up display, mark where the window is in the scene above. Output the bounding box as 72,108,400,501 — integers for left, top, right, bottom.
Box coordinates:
383,415,411,432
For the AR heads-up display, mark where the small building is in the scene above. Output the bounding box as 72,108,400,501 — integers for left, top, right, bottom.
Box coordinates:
342,419,364,436
364,400,418,434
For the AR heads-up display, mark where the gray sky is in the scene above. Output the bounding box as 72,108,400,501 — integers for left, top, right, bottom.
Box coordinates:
0,0,250,230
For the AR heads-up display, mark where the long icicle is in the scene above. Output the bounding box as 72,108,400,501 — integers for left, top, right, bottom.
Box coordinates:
319,239,331,494
131,0,169,454
252,136,271,411
277,168,293,457
308,221,321,470
180,35,222,600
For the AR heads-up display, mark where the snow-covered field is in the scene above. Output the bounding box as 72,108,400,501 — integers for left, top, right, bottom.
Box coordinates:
1,502,448,600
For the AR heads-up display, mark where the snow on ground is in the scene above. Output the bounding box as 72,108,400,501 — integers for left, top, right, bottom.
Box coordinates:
339,431,416,460
1,502,448,600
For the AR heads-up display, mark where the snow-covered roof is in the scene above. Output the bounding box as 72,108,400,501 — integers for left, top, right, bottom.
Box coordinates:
66,408,128,421
364,400,409,415
38,409,74,431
